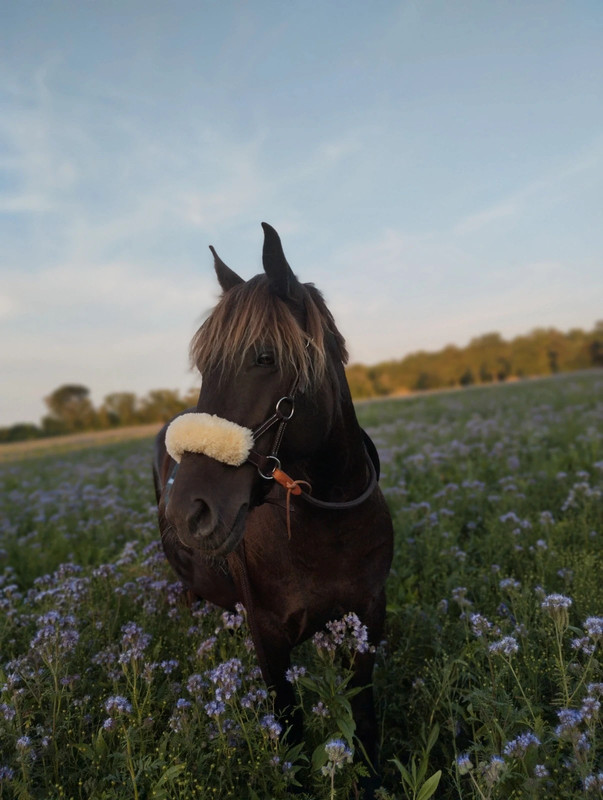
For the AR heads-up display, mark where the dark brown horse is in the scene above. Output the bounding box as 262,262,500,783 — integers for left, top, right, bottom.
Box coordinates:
153,223,393,795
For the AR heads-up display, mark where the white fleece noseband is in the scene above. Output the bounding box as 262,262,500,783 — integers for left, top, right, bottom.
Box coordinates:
165,413,254,467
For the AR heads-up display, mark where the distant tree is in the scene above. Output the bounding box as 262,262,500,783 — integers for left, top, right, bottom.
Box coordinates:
589,321,603,367
466,333,510,384
138,389,188,423
41,416,70,437
345,365,376,399
0,423,42,443
44,384,98,432
459,368,475,386
415,371,440,391
101,392,139,427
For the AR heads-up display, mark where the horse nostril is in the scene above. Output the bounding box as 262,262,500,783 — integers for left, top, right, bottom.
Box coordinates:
187,497,213,536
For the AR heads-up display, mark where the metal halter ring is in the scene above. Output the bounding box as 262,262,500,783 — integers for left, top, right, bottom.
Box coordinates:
275,396,295,421
259,455,281,480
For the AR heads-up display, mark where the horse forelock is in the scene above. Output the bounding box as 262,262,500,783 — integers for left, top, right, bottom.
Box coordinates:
189,275,347,390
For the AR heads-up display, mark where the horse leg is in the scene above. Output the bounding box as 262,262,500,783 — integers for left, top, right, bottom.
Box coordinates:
251,629,304,745
350,592,387,799
349,649,381,797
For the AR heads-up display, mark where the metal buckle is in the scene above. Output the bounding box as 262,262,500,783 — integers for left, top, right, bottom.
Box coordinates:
275,396,295,420
258,455,281,480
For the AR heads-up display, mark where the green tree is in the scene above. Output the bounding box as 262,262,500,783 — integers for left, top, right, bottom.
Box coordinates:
44,384,97,432
138,389,188,423
0,423,42,443
345,364,376,399
101,392,139,427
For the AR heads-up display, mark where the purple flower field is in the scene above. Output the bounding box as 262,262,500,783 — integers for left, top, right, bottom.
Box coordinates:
0,372,601,799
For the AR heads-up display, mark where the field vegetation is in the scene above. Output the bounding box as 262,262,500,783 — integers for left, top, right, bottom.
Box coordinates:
0,371,601,798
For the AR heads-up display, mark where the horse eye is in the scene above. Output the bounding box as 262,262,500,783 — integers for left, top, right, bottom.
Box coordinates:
256,351,276,367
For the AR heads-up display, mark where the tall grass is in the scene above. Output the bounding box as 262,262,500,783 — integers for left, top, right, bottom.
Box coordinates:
0,372,601,798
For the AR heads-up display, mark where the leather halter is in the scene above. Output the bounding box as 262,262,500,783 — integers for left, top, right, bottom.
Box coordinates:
245,383,378,511
164,380,379,513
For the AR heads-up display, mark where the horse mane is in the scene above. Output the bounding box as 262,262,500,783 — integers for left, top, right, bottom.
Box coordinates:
190,275,348,390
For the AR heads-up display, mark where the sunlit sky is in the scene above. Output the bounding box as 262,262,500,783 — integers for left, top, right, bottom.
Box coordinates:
2,1,602,426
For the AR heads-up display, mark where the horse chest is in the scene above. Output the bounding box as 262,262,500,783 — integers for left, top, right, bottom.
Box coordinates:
243,507,382,631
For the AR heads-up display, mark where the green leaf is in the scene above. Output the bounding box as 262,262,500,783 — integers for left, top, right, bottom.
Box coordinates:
426,723,439,754
336,717,356,747
153,763,186,790
312,742,329,772
416,770,442,800
390,757,412,788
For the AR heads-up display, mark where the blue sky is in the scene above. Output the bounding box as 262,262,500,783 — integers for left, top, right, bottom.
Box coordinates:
2,1,602,426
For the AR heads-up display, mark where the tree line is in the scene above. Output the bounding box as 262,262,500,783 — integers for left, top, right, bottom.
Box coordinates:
2,322,602,443
0,386,200,443
346,323,603,398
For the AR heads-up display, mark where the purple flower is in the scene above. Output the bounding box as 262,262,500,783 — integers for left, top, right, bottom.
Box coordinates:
584,616,603,641
104,695,132,716
119,621,151,662
555,708,583,737
0,766,15,782
503,731,540,758
208,658,243,700
451,587,472,609
312,701,330,717
456,753,473,775
285,665,307,683
572,637,595,656
541,593,572,611
204,700,226,718
260,714,282,741
583,773,603,793
470,613,492,638
541,593,572,626
482,755,504,786
196,636,217,659
488,636,519,656
0,703,16,722
320,612,372,654
30,612,79,663
16,736,32,752
240,687,267,709
323,738,353,772
220,609,245,630
499,578,521,592
186,673,205,696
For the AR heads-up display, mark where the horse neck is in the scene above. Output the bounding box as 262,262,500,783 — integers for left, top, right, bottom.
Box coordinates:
302,378,369,503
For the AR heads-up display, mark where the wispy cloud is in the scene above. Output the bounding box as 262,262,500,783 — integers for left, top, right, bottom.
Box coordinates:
454,201,518,235
453,141,603,237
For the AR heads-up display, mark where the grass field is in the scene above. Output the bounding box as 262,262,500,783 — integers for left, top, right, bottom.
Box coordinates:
1,372,601,799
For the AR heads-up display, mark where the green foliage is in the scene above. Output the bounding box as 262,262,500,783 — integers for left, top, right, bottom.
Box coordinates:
44,384,97,432
1,386,200,443
390,724,442,800
0,371,602,798
346,323,603,398
362,371,602,798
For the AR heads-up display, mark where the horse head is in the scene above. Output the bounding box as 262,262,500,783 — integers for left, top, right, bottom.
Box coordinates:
162,223,349,557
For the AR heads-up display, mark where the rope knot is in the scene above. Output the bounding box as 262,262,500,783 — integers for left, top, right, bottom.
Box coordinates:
272,468,311,539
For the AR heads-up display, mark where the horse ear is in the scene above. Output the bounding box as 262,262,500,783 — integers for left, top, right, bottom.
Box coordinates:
261,222,299,300
209,245,244,292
